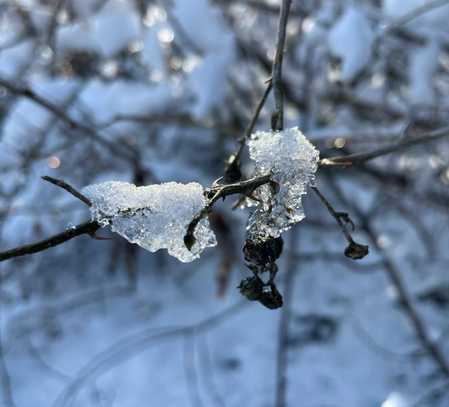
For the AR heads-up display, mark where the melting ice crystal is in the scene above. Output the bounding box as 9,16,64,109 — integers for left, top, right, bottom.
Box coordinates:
82,181,216,262
247,127,319,238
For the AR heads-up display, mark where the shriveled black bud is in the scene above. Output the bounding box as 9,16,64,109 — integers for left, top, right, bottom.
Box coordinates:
184,233,196,251
238,276,264,301
238,277,283,309
259,283,283,309
344,241,369,260
224,155,242,183
243,236,284,266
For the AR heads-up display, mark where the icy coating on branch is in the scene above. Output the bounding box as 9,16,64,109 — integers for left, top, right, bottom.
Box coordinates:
82,181,216,262
247,127,320,238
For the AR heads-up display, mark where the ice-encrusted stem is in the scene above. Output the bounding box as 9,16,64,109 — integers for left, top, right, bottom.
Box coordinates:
184,174,272,250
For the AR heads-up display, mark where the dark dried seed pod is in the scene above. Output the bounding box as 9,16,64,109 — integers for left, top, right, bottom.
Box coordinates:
243,236,284,266
224,155,242,183
238,276,264,301
344,241,369,260
259,283,283,309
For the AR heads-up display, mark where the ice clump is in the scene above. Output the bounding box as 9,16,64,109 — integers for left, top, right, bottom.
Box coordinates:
82,181,216,262
247,127,319,239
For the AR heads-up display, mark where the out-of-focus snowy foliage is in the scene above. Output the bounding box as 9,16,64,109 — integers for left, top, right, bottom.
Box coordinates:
328,7,374,81
1,0,449,406
247,127,319,238
83,181,216,262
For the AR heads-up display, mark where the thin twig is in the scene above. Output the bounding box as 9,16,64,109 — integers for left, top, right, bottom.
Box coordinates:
330,178,449,378
311,186,368,260
46,0,66,54
0,77,137,163
184,174,271,249
97,112,216,131
380,0,449,35
42,176,92,207
271,0,292,130
274,229,299,407
235,80,273,162
52,301,247,407
0,221,100,262
183,334,205,407
311,186,353,244
198,335,227,407
224,79,272,183
0,327,16,407
320,125,449,167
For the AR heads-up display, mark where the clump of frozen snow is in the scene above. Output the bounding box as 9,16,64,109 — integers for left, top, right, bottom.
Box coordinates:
247,127,319,239
328,7,374,81
82,181,216,262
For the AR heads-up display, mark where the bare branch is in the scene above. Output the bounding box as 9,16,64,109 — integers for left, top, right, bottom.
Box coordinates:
274,230,299,407
381,0,449,35
271,0,292,130
42,176,92,207
236,80,273,160
184,174,272,249
0,221,100,262
311,186,368,260
320,125,449,167
0,77,137,163
330,179,449,378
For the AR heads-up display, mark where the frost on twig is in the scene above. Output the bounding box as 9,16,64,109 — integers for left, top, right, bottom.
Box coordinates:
246,127,320,239
82,181,216,262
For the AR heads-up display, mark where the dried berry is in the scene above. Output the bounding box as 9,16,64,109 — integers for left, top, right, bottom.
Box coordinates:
243,236,283,266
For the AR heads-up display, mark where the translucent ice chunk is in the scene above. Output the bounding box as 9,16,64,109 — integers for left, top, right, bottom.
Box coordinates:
247,127,319,238
82,181,216,262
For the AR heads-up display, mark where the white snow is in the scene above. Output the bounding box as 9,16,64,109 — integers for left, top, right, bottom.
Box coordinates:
328,7,374,81
383,0,449,28
409,40,439,105
56,0,140,57
247,127,320,238
82,181,216,262
381,392,409,407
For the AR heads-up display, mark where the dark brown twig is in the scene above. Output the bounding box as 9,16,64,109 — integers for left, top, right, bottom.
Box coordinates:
311,186,368,260
0,177,99,262
184,174,271,249
42,176,92,207
0,221,100,262
330,178,449,378
380,0,449,35
224,79,272,182
46,0,66,55
236,80,273,161
271,0,292,130
320,125,449,167
0,77,137,163
274,229,299,407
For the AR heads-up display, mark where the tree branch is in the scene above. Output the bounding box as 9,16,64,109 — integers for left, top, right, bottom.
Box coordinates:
274,229,299,407
381,0,449,35
0,221,100,262
329,178,449,378
271,0,292,131
0,77,137,163
320,125,449,167
184,174,272,249
42,176,92,207
311,186,368,260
